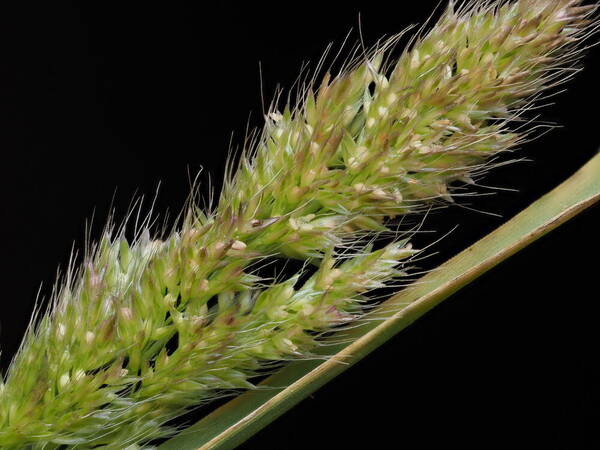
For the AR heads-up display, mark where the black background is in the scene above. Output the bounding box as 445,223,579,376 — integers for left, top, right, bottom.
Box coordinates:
0,1,598,448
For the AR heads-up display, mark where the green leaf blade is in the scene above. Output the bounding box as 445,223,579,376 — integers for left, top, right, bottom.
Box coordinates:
160,151,600,450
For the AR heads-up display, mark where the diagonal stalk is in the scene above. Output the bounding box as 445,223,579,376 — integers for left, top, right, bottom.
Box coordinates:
160,150,600,450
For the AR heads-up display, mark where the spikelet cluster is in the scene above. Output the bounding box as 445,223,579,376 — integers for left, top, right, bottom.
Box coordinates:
0,0,597,447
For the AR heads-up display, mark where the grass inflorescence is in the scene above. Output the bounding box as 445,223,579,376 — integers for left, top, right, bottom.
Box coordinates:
0,0,598,447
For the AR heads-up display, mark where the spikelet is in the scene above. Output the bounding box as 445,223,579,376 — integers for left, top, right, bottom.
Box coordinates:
0,1,597,447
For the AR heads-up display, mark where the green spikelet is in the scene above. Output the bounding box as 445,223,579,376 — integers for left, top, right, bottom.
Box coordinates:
0,0,597,447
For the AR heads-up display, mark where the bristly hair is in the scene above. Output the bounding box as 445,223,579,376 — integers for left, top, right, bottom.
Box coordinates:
0,1,598,448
